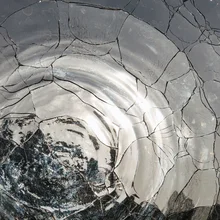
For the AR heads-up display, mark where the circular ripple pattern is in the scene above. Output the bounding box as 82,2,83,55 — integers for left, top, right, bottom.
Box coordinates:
0,0,220,220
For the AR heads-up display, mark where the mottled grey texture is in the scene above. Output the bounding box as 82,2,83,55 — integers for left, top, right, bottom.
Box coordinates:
0,0,220,219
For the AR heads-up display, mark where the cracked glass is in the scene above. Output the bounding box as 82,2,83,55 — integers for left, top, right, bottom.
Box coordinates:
0,0,220,219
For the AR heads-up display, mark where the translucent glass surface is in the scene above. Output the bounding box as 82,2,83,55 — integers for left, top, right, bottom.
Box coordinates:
0,0,220,219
